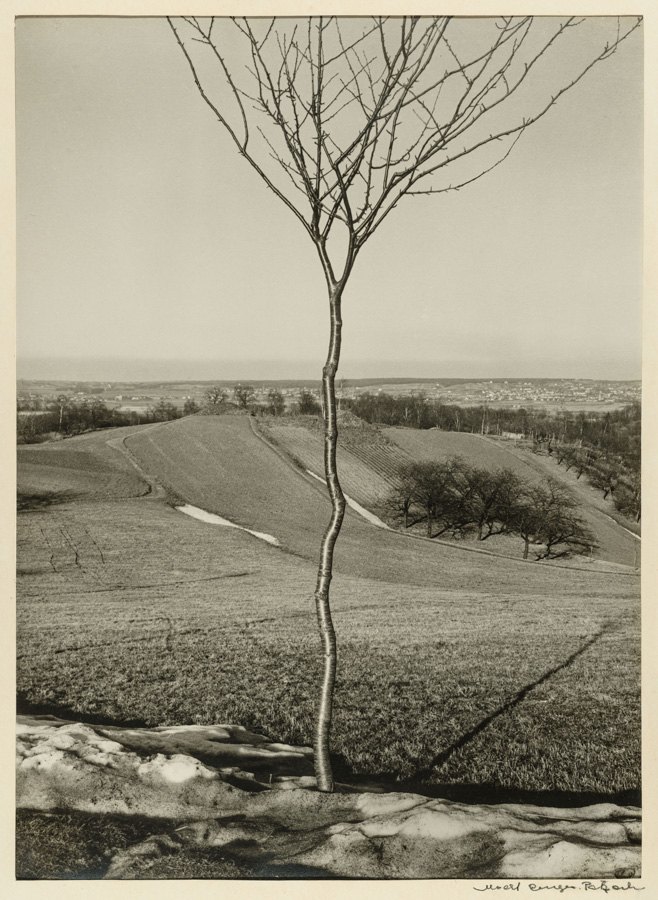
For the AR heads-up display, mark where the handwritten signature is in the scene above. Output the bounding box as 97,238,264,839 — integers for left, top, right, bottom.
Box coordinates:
473,882,643,894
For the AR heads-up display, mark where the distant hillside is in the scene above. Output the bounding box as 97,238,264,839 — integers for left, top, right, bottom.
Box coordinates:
382,427,639,569
257,414,409,509
121,415,636,589
258,416,638,569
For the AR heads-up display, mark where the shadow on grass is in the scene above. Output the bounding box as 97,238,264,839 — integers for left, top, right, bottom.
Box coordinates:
334,623,640,809
17,627,640,813
16,691,150,729
416,626,613,779
17,489,78,511
16,809,170,880
16,809,339,880
345,777,641,811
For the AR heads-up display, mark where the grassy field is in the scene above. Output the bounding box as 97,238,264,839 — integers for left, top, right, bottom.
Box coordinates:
124,416,635,584
17,425,149,509
484,435,642,537
17,496,639,800
16,414,639,807
255,416,638,567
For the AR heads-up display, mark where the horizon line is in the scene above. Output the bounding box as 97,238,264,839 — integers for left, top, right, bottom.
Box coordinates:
16,375,642,385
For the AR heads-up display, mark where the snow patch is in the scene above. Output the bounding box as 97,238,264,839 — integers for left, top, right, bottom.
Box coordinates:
306,470,390,529
176,504,280,546
16,716,641,880
138,755,217,785
602,513,641,540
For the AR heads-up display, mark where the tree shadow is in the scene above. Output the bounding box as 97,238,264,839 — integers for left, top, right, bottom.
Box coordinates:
17,489,78,512
415,625,612,780
333,624,640,808
16,692,150,729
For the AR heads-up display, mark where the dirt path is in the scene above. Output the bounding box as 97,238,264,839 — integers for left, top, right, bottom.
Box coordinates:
105,425,169,501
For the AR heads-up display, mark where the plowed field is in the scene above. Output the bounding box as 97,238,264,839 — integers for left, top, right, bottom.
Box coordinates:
261,421,402,508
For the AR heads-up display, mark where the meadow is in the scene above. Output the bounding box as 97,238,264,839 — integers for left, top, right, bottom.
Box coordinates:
16,413,640,805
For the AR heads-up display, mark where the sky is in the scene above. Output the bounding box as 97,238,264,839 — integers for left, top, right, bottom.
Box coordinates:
15,16,643,382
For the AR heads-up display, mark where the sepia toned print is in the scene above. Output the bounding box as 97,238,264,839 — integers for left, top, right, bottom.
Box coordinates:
15,13,642,884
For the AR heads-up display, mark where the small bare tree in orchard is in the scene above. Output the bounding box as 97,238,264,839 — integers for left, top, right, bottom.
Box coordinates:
169,15,640,792
233,383,256,410
203,385,227,408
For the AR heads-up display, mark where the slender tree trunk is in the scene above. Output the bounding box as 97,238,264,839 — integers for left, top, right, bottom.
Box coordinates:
313,285,346,793
523,537,529,560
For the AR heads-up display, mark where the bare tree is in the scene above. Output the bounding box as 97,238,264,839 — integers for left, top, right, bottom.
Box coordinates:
402,457,467,538
51,394,71,433
233,383,256,410
507,488,542,560
529,479,596,560
267,388,286,416
503,478,596,560
296,388,322,416
169,15,640,792
381,464,423,531
337,378,349,412
586,458,622,500
614,470,641,523
203,385,227,408
467,467,525,541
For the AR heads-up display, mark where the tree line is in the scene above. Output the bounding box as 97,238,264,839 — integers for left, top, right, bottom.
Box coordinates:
16,385,323,443
16,396,184,442
16,385,639,524
383,457,595,561
347,392,640,522
200,384,322,417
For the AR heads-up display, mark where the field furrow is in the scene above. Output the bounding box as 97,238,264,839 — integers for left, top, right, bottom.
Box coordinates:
261,421,396,507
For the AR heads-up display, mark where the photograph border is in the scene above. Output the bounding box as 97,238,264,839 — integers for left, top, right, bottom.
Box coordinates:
2,2,655,898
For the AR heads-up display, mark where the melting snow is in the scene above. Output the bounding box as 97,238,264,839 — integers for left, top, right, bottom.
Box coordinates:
306,471,390,530
176,505,280,546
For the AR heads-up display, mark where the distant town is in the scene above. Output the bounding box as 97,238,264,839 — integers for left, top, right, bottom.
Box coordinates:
17,376,640,415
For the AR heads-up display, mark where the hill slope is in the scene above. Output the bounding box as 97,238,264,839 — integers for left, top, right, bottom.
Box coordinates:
17,425,151,508
124,415,637,593
382,428,639,568
16,417,640,798
258,417,407,508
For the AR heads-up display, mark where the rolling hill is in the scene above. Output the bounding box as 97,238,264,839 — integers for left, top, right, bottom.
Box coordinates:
123,414,637,586
250,416,639,569
16,413,640,800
